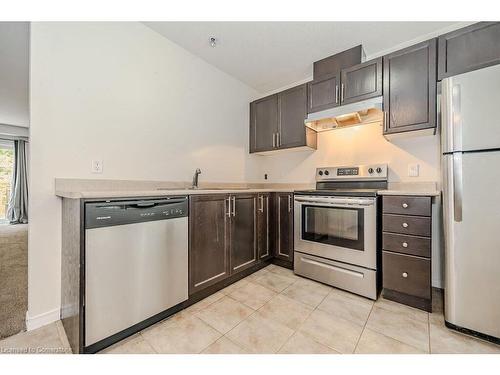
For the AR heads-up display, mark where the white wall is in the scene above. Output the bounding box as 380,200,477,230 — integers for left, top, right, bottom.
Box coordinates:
28,22,259,328
0,22,30,128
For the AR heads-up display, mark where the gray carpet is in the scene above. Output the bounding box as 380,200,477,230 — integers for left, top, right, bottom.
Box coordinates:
0,224,28,339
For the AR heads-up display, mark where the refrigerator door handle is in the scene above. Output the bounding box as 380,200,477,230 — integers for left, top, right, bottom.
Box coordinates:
441,78,454,152
453,153,463,222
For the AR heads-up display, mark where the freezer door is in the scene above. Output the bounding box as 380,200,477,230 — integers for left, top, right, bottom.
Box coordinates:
443,151,500,339
441,64,500,153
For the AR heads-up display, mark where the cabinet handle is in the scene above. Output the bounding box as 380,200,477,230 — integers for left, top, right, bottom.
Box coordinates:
272,133,276,148
402,203,409,208
288,194,292,213
258,195,264,212
341,83,345,102
402,222,409,228
402,272,408,278
384,111,388,132
335,85,339,104
226,197,231,217
402,242,408,248
232,196,236,217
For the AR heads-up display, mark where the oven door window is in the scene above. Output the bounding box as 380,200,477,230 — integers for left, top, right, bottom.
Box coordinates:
301,205,364,251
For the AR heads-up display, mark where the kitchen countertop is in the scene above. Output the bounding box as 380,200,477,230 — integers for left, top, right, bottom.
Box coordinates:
377,182,441,197
54,179,440,199
56,187,296,199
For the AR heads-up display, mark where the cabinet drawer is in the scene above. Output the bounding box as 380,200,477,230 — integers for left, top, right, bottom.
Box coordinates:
382,196,431,216
383,251,431,299
383,233,431,258
383,214,431,237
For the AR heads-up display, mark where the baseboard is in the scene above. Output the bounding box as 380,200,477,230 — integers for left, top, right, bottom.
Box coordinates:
26,308,60,331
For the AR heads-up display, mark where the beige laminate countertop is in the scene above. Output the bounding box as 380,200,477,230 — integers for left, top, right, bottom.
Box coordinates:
378,182,441,197
55,188,295,199
54,179,440,199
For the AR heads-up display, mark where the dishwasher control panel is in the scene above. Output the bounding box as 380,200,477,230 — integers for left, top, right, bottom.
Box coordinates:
85,196,188,229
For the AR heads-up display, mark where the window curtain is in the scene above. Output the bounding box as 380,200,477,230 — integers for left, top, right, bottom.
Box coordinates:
7,140,28,224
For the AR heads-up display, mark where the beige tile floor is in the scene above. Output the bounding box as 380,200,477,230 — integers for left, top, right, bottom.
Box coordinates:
1,264,499,354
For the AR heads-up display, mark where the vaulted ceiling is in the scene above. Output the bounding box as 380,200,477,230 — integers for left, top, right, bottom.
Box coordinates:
145,22,466,93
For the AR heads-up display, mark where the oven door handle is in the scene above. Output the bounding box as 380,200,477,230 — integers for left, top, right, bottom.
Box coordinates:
294,197,375,206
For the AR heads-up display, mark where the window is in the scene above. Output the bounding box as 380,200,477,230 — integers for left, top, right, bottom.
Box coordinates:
0,140,14,224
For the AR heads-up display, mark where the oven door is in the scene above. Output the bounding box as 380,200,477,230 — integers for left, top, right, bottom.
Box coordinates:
294,196,377,270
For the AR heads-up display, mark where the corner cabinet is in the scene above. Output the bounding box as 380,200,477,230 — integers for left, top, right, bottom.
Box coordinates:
250,84,316,154
382,39,437,137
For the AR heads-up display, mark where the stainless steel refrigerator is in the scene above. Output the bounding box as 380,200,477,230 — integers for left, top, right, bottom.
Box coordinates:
442,63,500,342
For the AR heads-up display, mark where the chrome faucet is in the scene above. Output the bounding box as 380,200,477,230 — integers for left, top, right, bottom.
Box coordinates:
191,168,201,189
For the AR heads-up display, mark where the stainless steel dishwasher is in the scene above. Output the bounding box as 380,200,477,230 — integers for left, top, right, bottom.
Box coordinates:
84,196,188,347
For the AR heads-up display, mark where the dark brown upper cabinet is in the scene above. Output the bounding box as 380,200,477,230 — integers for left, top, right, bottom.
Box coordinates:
340,57,383,105
189,195,230,295
257,193,273,261
250,95,278,153
230,194,258,274
307,45,363,114
383,39,437,136
307,75,340,112
278,84,314,149
250,84,316,154
275,192,294,267
438,22,500,80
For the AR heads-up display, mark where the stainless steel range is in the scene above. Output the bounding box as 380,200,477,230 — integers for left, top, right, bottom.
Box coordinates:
294,164,388,299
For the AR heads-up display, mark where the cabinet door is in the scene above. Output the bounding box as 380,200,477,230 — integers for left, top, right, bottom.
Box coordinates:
230,194,257,274
250,95,278,153
438,22,500,80
276,193,293,263
307,75,339,113
340,57,382,105
383,39,437,135
278,84,308,149
257,193,273,260
189,195,230,294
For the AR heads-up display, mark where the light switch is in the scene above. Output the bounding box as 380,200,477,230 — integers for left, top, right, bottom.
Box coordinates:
91,160,103,174
408,163,419,177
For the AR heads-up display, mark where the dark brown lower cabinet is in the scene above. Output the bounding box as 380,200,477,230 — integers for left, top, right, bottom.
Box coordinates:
189,194,230,294
275,192,294,267
189,193,259,294
381,195,433,312
189,195,230,295
257,193,274,261
230,194,258,274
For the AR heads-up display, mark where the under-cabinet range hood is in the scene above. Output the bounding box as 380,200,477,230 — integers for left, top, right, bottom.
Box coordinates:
305,96,384,132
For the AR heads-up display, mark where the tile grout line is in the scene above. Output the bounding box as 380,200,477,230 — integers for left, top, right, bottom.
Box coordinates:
352,301,375,354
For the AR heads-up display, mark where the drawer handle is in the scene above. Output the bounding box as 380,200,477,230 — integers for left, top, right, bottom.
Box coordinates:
402,242,408,248
402,203,409,208
402,272,408,278
402,222,409,228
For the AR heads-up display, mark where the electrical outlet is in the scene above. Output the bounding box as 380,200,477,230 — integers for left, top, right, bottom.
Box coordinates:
91,160,103,174
264,174,268,180
408,163,419,177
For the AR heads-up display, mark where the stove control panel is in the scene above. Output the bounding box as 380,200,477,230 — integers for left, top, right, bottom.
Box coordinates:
316,164,388,181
